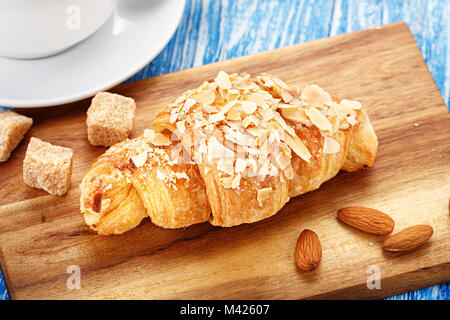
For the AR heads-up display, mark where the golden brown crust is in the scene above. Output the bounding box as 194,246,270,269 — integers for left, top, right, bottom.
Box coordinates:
126,138,211,229
80,140,147,235
342,110,378,172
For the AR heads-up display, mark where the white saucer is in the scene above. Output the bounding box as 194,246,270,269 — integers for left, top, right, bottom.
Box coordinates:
0,0,185,108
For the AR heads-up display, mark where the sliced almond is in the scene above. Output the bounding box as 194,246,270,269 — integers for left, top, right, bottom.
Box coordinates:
284,133,311,163
241,101,258,114
214,70,232,90
231,173,241,189
209,112,225,124
169,111,179,124
301,84,326,106
273,113,296,137
281,107,308,123
217,159,234,176
220,100,237,114
280,90,295,103
257,187,273,204
243,115,260,128
258,108,275,122
347,114,357,126
143,129,156,140
338,206,395,235
247,93,267,106
277,152,291,170
176,120,186,134
382,225,433,252
235,158,247,173
207,136,234,161
334,103,354,118
151,133,172,146
220,176,233,189
295,229,322,272
323,136,340,154
183,98,197,111
226,108,241,121
191,89,216,105
278,103,298,109
156,168,166,181
305,106,332,131
284,165,294,180
272,76,289,89
340,99,362,110
174,172,190,181
131,152,148,168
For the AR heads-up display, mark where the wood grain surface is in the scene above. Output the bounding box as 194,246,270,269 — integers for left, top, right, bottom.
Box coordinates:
0,22,449,300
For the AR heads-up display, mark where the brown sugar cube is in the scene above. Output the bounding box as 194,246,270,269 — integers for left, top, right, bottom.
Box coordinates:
86,92,136,147
0,110,33,162
23,137,73,196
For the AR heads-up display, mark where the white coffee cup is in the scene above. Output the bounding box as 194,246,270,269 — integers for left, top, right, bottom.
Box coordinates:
0,0,117,59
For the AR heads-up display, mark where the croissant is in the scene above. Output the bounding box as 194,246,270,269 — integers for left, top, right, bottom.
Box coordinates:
80,72,377,235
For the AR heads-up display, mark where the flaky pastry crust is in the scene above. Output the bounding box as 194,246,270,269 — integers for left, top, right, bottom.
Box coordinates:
80,72,378,234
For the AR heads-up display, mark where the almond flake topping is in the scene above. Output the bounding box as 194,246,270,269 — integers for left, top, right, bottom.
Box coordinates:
284,133,312,163
183,98,197,112
241,101,258,114
215,70,232,90
235,158,247,173
191,89,216,105
226,108,241,121
131,151,148,168
257,187,273,205
305,106,332,132
176,120,186,134
243,115,260,128
334,103,354,118
301,84,326,106
143,129,156,140
151,133,172,146
247,93,267,105
231,173,241,189
217,159,234,176
161,71,363,190
281,107,309,123
277,152,291,170
174,172,190,181
156,168,166,181
207,136,234,161
340,99,362,110
323,136,340,154
347,114,357,126
209,112,225,124
220,100,238,114
259,108,275,121
281,91,295,103
272,76,289,89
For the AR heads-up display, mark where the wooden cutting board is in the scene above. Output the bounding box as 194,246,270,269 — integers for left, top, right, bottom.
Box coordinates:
0,22,449,300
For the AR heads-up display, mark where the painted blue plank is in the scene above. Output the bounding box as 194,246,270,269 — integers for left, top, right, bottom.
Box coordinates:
0,0,449,300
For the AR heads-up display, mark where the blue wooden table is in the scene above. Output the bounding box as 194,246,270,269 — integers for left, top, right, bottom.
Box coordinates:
1,0,449,300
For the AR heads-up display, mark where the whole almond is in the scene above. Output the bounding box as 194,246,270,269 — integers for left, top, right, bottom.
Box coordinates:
295,229,322,271
337,206,395,235
382,225,433,252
